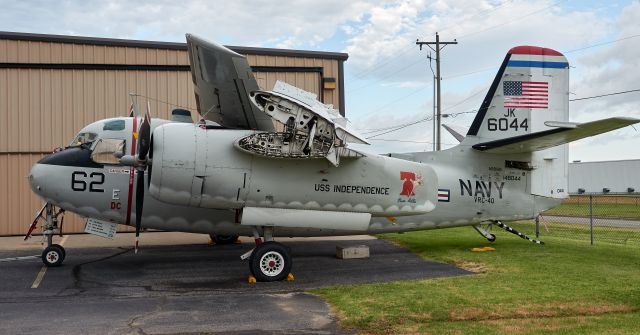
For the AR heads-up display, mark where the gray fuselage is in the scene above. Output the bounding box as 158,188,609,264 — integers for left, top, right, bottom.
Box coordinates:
29,117,559,237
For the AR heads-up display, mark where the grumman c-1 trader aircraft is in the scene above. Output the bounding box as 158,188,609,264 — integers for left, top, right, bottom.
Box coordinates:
27,34,639,282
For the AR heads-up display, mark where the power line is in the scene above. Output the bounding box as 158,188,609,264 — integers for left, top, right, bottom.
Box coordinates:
565,33,640,54
352,42,416,79
131,94,197,113
350,58,424,93
569,89,640,102
365,109,476,139
349,0,517,81
364,86,640,139
431,0,516,36
456,0,566,40
369,138,461,145
364,84,432,116
366,117,431,138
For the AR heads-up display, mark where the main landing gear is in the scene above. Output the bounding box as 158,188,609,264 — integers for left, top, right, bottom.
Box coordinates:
241,227,293,282
473,221,544,244
473,223,496,242
26,203,67,267
209,234,240,245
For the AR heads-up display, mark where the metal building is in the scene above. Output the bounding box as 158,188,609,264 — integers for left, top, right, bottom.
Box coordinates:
0,31,348,236
569,159,640,194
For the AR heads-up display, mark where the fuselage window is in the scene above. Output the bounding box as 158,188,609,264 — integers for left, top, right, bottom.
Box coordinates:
90,138,126,165
103,119,126,131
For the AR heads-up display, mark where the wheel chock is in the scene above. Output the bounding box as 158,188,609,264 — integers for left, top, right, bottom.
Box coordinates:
247,275,257,284
472,246,496,252
287,273,295,282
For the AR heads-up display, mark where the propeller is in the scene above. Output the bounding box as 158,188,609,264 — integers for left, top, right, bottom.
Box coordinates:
131,103,152,253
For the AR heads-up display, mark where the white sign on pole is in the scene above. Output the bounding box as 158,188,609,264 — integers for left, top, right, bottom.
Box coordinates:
84,218,117,239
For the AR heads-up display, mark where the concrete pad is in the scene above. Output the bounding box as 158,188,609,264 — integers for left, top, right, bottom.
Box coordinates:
0,235,470,334
1,231,375,251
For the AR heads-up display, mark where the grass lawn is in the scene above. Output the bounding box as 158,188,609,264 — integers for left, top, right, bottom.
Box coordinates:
543,202,640,220
313,225,640,334
538,221,640,244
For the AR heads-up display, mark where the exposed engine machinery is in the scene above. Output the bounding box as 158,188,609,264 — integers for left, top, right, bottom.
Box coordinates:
238,81,368,165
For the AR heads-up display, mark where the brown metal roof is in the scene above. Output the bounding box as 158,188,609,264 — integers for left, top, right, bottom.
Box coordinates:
0,31,349,61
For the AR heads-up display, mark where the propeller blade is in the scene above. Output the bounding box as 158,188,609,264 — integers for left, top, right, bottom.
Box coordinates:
134,169,145,253
138,112,151,161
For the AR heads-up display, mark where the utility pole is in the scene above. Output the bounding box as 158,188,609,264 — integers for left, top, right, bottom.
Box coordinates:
416,33,457,151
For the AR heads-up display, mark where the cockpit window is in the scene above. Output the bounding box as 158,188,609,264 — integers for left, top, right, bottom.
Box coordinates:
90,139,126,165
69,132,98,147
103,119,126,131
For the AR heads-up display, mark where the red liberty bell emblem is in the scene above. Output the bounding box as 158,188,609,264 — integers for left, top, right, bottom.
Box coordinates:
400,171,416,197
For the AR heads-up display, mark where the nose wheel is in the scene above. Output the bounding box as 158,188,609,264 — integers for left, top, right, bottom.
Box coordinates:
27,203,68,267
42,244,65,267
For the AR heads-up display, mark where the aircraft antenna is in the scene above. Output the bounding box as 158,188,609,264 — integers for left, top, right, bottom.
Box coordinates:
129,93,140,117
416,33,457,151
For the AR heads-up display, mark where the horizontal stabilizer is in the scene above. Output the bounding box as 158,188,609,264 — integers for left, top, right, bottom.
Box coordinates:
443,124,465,143
472,117,640,154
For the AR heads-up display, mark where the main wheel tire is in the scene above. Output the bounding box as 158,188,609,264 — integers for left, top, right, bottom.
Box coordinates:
209,234,239,245
42,245,64,267
249,241,292,282
50,243,66,260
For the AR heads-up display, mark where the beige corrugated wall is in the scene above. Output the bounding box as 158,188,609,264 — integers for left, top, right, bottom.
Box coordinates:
0,37,342,236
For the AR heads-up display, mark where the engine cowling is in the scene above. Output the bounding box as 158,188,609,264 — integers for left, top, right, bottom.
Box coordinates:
149,123,254,209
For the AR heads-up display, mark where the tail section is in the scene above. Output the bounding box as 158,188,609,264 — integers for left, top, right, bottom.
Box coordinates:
461,46,638,199
465,46,569,141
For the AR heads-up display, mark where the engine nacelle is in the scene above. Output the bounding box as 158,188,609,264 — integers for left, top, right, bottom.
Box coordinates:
149,123,254,209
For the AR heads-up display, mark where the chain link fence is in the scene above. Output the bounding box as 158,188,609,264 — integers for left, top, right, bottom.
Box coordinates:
536,193,640,244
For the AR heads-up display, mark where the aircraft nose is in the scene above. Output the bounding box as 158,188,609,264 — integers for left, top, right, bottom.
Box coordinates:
29,163,46,196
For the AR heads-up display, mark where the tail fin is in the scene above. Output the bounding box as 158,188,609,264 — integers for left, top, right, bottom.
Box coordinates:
462,46,639,199
464,46,569,142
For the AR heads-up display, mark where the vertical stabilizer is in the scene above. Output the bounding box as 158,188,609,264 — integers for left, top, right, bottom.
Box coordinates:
464,46,570,199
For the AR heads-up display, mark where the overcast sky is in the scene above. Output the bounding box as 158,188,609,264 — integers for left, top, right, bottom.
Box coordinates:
1,0,639,161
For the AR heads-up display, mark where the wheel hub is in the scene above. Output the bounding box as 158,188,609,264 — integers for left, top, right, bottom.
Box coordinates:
260,251,284,276
46,251,59,263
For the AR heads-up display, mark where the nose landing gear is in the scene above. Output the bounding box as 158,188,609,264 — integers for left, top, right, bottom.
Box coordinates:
26,203,67,267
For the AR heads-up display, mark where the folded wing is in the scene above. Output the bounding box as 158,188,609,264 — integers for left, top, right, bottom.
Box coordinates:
186,34,275,131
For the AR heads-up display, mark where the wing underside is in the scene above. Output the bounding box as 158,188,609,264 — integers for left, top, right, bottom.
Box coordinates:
186,34,275,131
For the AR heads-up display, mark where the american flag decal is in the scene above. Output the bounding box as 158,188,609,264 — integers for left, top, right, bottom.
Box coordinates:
437,189,450,202
503,81,548,109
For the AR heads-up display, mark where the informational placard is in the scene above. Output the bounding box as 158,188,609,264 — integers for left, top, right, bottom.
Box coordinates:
84,218,117,239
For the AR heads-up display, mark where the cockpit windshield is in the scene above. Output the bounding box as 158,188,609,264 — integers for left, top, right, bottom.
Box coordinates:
69,132,98,147
91,138,126,164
